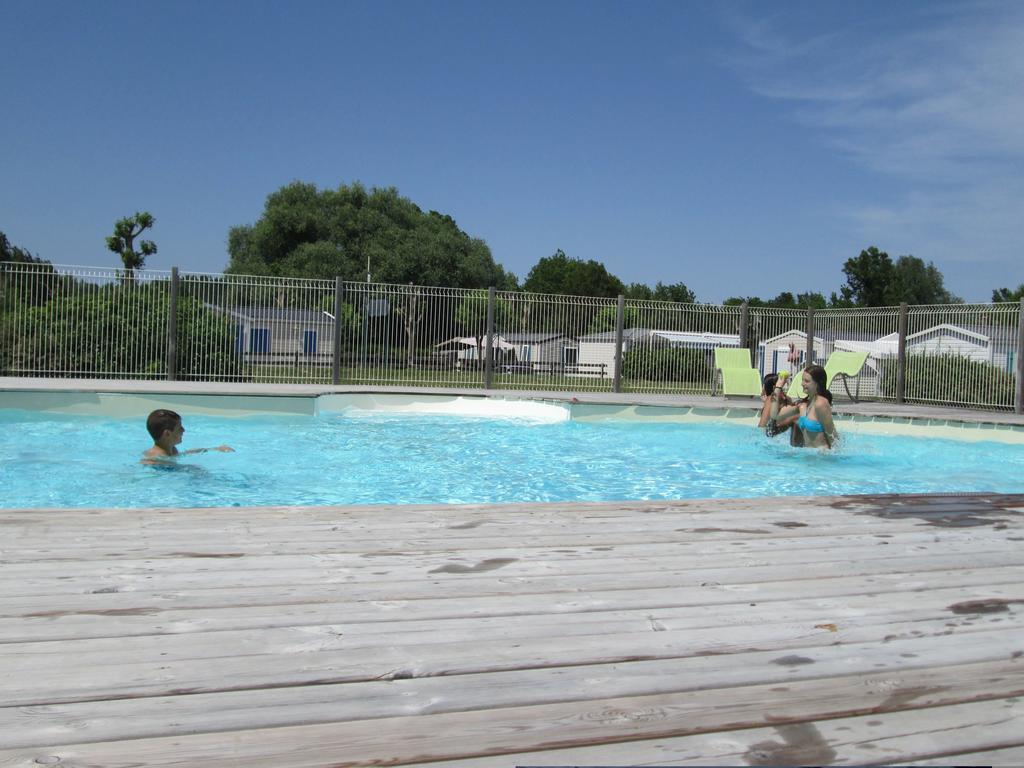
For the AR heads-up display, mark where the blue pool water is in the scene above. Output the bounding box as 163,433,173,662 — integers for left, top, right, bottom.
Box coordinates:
2,407,1023,508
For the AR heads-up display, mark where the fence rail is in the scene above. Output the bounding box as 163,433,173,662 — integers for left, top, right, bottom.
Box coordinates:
2,262,1022,412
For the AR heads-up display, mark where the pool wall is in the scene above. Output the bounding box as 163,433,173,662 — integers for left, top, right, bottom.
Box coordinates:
3,388,1024,444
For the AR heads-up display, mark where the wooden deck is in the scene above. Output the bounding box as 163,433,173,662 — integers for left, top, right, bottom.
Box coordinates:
1,494,1023,767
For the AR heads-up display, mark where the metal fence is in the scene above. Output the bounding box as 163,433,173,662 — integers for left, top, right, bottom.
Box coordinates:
2,261,1022,412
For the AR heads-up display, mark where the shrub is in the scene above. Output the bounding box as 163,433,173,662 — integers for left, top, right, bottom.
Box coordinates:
1,285,241,379
622,346,713,383
877,353,1015,406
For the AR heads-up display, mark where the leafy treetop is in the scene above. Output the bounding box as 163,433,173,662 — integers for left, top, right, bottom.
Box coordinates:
839,247,960,306
522,249,625,298
1,231,48,265
226,181,516,290
106,212,157,276
992,284,1024,302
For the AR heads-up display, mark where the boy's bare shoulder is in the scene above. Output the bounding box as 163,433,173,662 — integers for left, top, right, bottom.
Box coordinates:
142,446,175,464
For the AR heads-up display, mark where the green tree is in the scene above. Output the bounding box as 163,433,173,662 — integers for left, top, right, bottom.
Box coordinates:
522,249,625,298
887,255,961,305
227,181,514,289
723,291,826,309
992,284,1024,302
624,283,654,300
839,246,894,307
1,232,60,307
1,231,48,265
624,281,696,303
587,305,639,334
2,284,239,379
795,291,829,309
106,212,157,284
839,247,959,306
651,281,696,304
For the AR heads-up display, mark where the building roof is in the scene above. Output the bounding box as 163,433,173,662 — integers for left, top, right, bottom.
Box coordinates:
500,332,570,344
579,328,740,345
210,305,335,324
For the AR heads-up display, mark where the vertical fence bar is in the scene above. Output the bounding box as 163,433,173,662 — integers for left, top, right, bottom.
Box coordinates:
332,276,343,385
612,293,625,393
1016,297,1024,414
738,301,750,365
804,308,815,368
484,286,495,389
165,267,179,380
896,302,908,404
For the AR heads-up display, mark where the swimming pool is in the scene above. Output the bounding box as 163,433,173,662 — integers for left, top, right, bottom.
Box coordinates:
3,394,1023,508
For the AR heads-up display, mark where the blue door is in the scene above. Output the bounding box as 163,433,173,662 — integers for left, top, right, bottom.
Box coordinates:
303,330,317,356
250,328,270,354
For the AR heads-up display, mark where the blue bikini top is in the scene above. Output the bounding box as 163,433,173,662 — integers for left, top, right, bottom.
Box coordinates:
798,414,825,433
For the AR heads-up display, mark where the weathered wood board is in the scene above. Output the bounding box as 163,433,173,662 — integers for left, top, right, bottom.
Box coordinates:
1,494,1021,766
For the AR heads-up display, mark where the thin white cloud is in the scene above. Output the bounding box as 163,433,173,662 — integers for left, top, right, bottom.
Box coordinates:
721,1,1024,293
726,2,1024,175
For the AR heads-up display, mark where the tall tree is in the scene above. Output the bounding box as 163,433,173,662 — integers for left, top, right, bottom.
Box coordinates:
226,181,514,289
887,255,960,305
106,212,157,284
1,231,48,265
840,247,959,306
651,281,696,304
1,231,58,306
992,284,1024,302
839,246,894,307
522,249,624,298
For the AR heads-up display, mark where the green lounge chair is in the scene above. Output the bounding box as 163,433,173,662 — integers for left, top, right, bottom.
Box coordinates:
713,347,761,396
825,350,869,402
784,350,870,402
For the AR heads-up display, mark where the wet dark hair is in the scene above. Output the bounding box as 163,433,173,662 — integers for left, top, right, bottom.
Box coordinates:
803,365,833,404
762,373,779,396
146,409,181,440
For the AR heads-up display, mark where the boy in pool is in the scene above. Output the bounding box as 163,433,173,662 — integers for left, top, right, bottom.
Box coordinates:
142,409,234,463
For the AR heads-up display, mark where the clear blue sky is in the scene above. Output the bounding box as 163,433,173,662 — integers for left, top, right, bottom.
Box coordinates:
3,0,1022,302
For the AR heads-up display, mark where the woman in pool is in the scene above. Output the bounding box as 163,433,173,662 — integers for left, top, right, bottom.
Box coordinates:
768,364,838,449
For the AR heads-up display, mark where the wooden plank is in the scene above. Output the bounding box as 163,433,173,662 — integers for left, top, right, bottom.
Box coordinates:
6,530,1015,597
3,581,1012,664
4,608,1021,708
1,624,1020,747
4,565,1022,644
3,551,1021,620
5,498,1017,557
6,524,999,565
1,659,1021,766
8,509,1011,549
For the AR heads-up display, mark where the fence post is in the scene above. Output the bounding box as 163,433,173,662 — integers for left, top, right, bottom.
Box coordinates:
613,294,625,393
1016,297,1024,414
896,302,909,404
332,277,344,386
738,301,750,365
804,308,815,367
484,286,496,389
165,267,179,381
